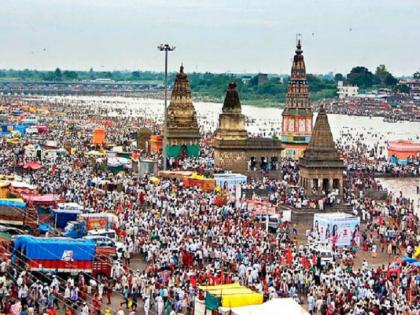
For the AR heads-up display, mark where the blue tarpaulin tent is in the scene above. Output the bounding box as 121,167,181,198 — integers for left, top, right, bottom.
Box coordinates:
51,209,81,228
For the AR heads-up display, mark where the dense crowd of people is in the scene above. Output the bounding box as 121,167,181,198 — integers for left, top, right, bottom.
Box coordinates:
0,97,419,315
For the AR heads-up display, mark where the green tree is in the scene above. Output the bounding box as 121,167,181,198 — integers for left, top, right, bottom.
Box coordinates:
413,72,420,79
43,71,56,81
131,71,141,80
347,66,377,88
375,64,389,84
63,70,78,80
103,71,113,79
334,73,345,82
384,73,398,86
53,68,62,81
394,84,410,94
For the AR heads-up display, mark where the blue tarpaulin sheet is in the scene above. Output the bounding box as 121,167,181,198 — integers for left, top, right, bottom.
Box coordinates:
13,125,27,135
51,209,81,228
0,199,26,208
401,257,417,263
38,223,53,234
13,236,95,261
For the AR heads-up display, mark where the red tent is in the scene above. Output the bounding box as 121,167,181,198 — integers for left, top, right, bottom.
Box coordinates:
23,161,43,170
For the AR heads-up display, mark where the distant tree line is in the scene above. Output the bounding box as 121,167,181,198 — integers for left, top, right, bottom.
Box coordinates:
334,65,413,93
0,65,414,104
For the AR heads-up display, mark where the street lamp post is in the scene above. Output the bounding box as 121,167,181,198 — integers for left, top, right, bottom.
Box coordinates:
158,43,175,171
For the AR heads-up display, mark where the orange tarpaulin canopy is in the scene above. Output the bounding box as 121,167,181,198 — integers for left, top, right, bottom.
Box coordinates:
150,135,162,153
388,140,420,159
92,128,106,145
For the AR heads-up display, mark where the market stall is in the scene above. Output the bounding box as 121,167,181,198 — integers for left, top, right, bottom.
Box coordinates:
388,140,420,165
183,173,215,192
197,283,263,313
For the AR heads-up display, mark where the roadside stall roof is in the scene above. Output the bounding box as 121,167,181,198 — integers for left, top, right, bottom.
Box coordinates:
199,283,263,309
21,193,60,206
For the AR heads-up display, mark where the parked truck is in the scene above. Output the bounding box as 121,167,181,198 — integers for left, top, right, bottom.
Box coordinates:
0,198,37,230
63,213,118,238
12,236,112,279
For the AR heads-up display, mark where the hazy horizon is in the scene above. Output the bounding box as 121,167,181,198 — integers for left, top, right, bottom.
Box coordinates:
1,0,419,76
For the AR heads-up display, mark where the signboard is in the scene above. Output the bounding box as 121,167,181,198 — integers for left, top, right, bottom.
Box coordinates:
282,210,291,222
313,213,360,247
86,217,108,230
61,250,74,261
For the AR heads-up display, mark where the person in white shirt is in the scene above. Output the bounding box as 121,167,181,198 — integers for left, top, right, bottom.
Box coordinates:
81,302,89,315
144,296,150,315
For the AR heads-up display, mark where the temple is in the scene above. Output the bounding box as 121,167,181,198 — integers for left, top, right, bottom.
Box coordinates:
213,82,283,172
281,39,313,159
298,105,345,196
166,65,201,158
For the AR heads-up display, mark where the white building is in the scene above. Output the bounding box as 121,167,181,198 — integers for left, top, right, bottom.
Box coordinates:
399,79,420,98
337,81,359,99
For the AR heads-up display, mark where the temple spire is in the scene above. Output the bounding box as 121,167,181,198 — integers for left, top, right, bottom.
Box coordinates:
280,39,313,158
170,64,191,99
295,39,302,55
222,82,241,113
308,105,335,150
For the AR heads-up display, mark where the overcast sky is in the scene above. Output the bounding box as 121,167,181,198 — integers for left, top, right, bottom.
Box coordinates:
0,0,419,75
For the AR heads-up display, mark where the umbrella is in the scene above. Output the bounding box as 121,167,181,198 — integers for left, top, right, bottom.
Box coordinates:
23,161,43,170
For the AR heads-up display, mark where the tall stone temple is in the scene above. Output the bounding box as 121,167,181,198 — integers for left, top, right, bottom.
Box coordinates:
213,82,283,172
298,105,345,196
166,65,201,158
281,40,313,159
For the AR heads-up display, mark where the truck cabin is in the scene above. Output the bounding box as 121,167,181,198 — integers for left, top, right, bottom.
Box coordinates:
87,229,118,242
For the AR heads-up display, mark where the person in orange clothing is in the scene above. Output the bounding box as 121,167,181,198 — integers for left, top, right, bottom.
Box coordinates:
47,305,57,315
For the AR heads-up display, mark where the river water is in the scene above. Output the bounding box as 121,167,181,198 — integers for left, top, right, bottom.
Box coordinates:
39,95,420,213
43,95,420,141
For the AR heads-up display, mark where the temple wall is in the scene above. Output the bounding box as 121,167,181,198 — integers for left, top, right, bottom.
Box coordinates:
214,149,248,172
299,167,344,195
